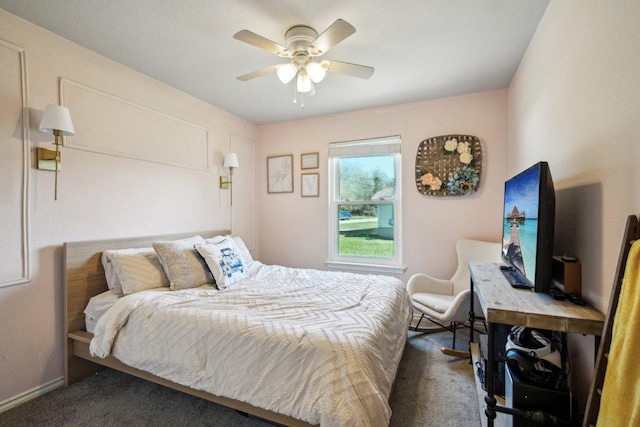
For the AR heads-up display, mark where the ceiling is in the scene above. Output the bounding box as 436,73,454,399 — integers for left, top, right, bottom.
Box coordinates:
0,0,550,125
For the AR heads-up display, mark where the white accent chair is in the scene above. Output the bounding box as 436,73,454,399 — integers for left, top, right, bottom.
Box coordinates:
407,239,502,354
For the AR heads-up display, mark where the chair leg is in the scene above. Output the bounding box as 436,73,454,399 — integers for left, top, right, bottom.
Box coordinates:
410,314,447,333
452,322,457,349
415,313,425,330
441,347,470,358
440,322,470,359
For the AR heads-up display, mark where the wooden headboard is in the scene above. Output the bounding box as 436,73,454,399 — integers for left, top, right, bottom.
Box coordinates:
63,230,229,383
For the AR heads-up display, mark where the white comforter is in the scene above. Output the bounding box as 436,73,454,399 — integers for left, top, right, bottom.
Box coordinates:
90,262,412,426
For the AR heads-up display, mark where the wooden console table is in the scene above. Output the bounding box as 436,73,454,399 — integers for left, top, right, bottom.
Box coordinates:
469,262,605,427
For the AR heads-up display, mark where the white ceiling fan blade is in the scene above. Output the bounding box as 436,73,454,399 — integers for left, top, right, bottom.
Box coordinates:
237,65,278,81
233,30,289,57
325,60,375,79
309,19,355,56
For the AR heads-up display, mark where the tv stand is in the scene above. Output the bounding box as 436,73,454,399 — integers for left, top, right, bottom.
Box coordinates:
468,262,605,427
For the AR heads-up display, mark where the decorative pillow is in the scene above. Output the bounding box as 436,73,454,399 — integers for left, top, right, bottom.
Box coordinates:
153,236,213,290
101,251,124,296
197,236,247,289
109,248,170,294
230,235,254,264
205,235,254,265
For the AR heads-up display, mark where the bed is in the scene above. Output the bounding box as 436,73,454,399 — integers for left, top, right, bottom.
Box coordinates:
64,230,412,427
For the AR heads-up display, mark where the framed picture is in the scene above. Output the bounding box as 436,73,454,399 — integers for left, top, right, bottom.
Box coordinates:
301,173,319,197
301,152,319,170
267,154,294,193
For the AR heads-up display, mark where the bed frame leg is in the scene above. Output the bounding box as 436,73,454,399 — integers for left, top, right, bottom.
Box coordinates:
66,337,103,385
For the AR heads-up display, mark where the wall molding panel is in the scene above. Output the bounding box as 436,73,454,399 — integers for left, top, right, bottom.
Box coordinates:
0,39,31,288
60,79,210,170
230,134,255,251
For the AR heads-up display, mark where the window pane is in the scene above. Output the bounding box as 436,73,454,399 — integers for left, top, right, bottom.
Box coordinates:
338,155,395,201
338,204,394,258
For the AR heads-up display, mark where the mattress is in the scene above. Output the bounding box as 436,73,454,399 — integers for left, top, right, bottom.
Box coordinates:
90,262,412,426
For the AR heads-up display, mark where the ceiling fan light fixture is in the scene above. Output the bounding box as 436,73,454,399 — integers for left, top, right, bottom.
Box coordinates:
277,63,297,84
234,19,374,106
306,61,326,83
296,73,313,93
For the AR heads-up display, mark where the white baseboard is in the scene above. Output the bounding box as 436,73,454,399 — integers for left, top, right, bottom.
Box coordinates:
0,377,64,414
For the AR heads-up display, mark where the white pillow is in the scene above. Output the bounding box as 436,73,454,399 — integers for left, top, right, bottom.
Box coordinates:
197,236,247,289
205,235,254,265
231,235,254,264
110,248,170,294
153,235,213,290
101,251,124,296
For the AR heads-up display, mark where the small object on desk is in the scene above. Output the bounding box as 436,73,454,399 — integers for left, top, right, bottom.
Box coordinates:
548,287,566,300
566,293,587,306
560,255,578,263
500,267,531,289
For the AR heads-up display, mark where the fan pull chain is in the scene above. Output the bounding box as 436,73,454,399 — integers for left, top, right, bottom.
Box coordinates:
292,80,297,105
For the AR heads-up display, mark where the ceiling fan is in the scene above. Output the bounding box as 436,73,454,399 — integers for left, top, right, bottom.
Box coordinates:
234,19,374,105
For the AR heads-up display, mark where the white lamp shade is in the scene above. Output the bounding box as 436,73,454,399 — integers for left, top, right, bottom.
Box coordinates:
296,74,313,93
39,104,75,135
306,61,326,83
223,153,239,169
277,63,298,84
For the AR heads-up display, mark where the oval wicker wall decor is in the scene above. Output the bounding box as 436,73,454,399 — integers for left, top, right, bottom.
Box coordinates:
415,134,482,197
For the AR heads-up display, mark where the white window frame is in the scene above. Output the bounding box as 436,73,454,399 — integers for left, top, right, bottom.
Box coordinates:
326,136,404,274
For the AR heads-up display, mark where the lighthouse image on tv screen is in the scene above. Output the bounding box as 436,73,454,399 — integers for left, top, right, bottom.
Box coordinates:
502,164,541,285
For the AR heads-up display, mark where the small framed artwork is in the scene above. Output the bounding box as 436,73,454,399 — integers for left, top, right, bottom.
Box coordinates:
301,152,319,170
301,173,319,197
267,154,294,193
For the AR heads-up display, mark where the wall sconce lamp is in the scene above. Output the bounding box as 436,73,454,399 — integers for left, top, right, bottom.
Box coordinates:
37,104,75,200
220,153,240,205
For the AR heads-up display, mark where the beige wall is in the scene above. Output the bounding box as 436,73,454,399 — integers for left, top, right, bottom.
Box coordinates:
508,0,640,407
257,90,509,283
0,9,256,404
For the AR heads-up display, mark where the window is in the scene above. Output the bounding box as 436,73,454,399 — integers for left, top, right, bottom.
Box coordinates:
327,136,403,273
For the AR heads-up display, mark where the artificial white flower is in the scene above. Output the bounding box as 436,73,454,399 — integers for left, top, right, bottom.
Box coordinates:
444,138,458,152
459,152,473,165
457,141,470,154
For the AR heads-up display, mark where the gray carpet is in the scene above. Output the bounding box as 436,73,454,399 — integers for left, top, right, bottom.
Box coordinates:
0,330,480,426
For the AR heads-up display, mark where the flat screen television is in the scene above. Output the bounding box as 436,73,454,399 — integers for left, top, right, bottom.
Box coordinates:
501,161,555,293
